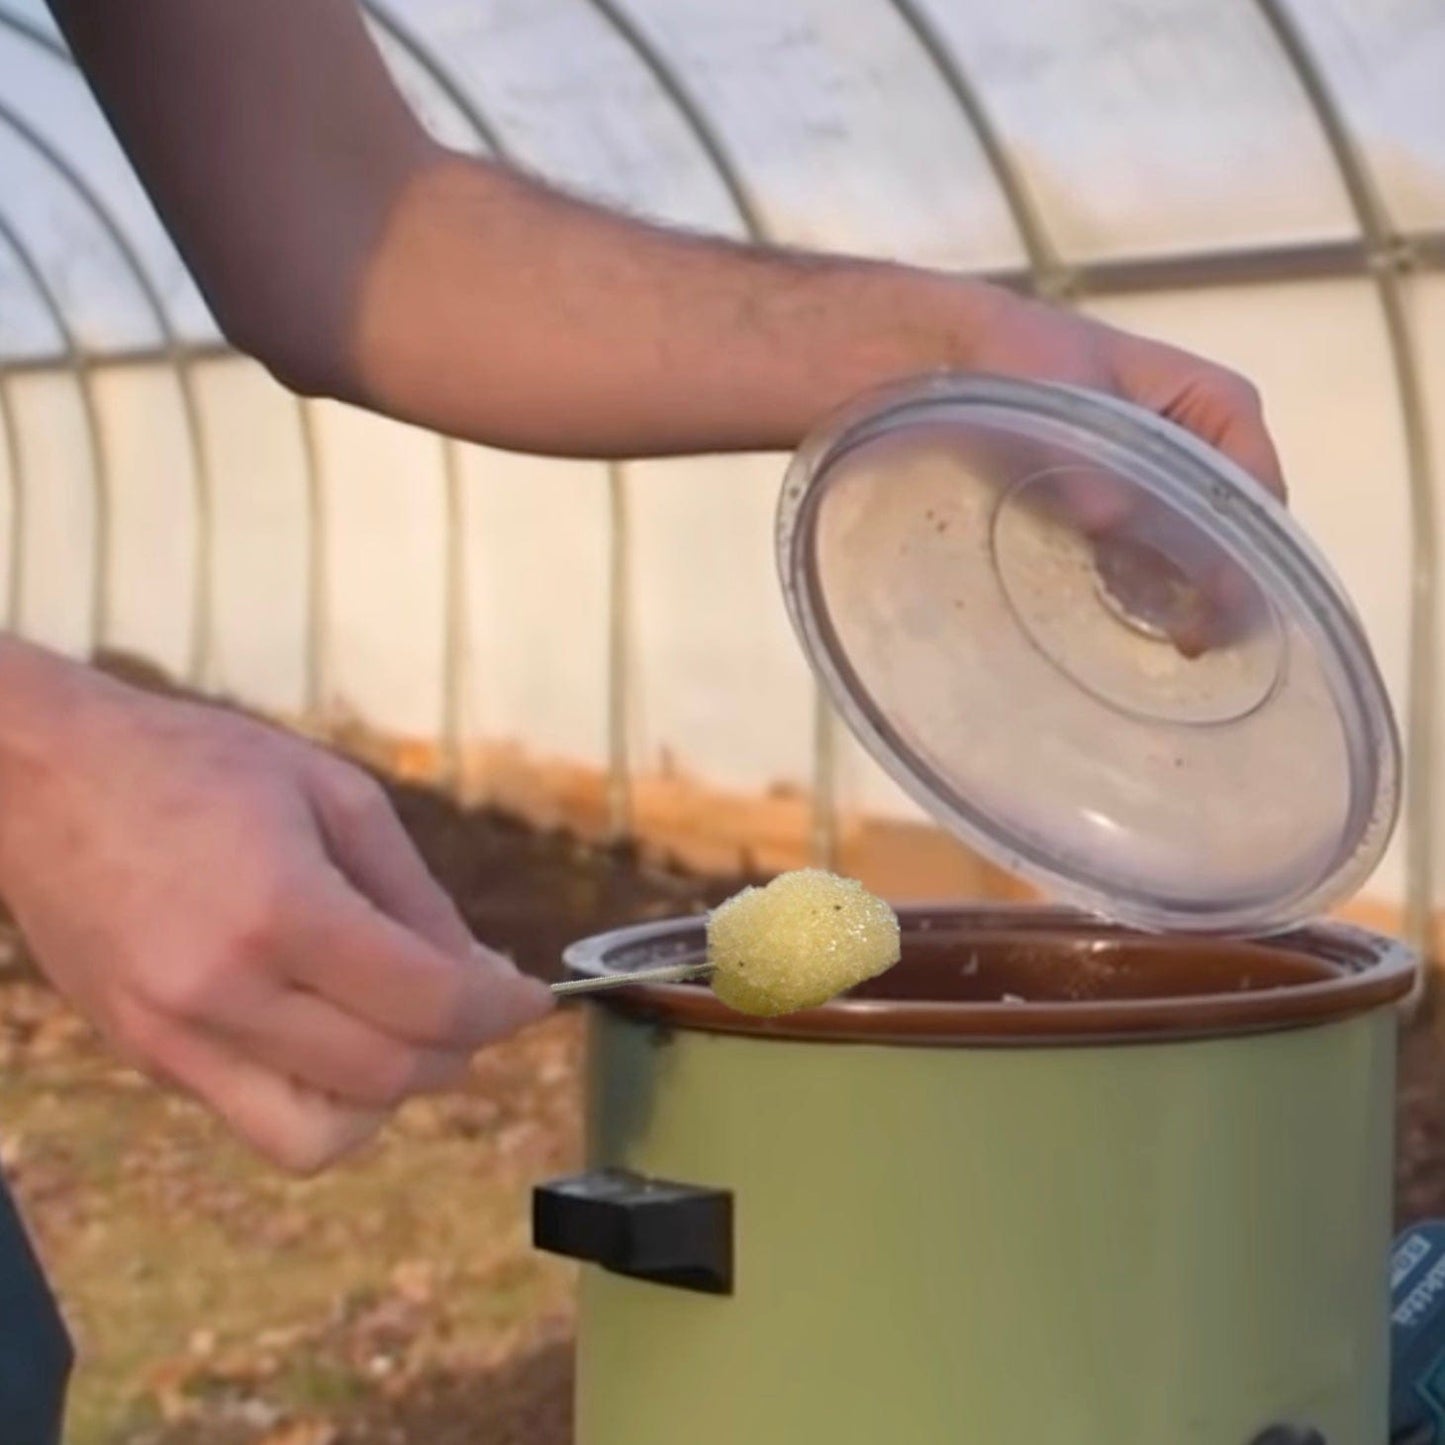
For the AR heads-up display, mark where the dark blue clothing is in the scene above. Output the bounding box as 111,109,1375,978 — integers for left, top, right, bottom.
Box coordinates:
0,1170,72,1445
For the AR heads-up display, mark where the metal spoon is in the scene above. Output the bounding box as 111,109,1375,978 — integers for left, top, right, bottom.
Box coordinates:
551,961,715,998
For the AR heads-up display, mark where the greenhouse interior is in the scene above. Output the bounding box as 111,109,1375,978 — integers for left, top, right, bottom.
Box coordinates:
0,0,1443,948
3,3,1445,1443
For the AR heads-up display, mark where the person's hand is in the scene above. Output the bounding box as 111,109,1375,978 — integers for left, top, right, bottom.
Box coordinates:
965,288,1287,504
0,640,552,1174
942,288,1288,656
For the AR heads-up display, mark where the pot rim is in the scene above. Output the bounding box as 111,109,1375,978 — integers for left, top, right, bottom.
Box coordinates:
560,904,1416,1047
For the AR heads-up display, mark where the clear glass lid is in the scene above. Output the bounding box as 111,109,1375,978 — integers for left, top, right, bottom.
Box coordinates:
777,374,1400,935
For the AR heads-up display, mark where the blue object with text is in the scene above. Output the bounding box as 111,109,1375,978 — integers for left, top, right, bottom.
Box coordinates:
1392,1221,1445,1443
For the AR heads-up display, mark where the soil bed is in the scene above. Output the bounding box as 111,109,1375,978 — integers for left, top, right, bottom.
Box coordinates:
2,765,1444,1443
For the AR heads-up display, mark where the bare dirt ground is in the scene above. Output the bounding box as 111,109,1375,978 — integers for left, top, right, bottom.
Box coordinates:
1,773,1442,1443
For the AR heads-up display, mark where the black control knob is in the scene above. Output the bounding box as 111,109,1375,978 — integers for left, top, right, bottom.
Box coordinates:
1250,1428,1325,1445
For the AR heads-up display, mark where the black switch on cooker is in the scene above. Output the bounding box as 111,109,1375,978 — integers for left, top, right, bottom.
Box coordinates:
533,1169,733,1296
1250,1428,1325,1445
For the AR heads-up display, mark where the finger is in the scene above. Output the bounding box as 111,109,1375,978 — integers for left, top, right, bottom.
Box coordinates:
1015,464,1136,540
305,758,476,957
281,874,552,1050
1161,386,1287,651
1164,375,1289,505
150,1017,384,1175
1108,515,1269,657
1212,408,1289,505
214,987,474,1109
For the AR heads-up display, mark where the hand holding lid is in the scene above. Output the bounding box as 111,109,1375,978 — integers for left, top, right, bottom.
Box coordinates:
778,375,1399,937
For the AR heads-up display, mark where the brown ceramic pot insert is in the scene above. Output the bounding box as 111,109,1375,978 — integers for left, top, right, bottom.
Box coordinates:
561,905,1413,1047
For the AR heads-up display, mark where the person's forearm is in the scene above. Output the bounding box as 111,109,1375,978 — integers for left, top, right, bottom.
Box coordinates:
47,0,1004,460
349,156,1004,458
49,0,1280,478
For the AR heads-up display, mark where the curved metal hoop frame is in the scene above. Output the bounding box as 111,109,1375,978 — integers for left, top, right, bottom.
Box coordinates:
0,26,213,683
0,0,1436,942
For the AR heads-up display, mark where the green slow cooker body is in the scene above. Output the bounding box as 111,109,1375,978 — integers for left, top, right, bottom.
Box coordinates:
564,917,1402,1445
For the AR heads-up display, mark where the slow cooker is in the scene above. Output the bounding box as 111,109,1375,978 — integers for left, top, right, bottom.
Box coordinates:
535,375,1421,1444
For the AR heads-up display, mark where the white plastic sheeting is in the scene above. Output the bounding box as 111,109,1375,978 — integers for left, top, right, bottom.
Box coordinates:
1287,1,1445,232
0,0,1441,929
0,6,213,348
904,0,1357,260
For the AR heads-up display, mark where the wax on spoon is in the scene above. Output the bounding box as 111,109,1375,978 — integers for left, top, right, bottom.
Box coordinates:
552,869,901,1016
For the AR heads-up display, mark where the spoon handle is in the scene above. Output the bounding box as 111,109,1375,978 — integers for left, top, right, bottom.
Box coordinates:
551,961,714,997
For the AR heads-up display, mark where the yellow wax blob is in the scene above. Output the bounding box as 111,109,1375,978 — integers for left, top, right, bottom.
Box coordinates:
706,869,901,1017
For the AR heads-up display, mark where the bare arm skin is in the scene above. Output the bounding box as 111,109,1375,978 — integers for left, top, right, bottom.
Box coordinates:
46,0,1285,480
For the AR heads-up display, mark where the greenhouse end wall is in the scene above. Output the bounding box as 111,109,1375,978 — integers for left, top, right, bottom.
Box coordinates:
0,0,1443,950
0,293,1434,942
